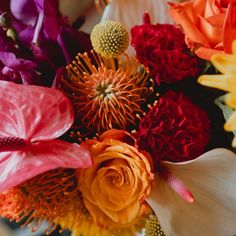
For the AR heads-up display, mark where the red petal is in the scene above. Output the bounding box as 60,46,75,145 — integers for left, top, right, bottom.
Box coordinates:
223,0,236,53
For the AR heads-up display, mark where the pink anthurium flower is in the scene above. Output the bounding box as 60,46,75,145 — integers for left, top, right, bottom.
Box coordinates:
148,148,236,236
0,81,92,193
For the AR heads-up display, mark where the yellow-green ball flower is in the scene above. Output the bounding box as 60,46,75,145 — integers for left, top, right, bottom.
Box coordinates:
145,214,165,236
91,20,129,58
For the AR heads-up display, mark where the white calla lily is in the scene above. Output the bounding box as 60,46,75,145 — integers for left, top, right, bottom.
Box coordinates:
101,0,178,56
148,148,236,236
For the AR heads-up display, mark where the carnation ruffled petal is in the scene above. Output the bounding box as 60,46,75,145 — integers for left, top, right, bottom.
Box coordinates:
137,91,210,164
131,22,202,84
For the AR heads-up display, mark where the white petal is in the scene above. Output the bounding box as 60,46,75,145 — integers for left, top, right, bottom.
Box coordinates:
59,0,93,23
101,0,178,56
147,148,236,236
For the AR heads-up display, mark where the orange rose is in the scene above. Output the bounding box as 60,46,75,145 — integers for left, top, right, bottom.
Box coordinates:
78,130,154,229
170,0,236,60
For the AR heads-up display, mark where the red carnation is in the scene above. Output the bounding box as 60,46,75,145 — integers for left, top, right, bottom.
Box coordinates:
131,14,202,85
137,91,210,166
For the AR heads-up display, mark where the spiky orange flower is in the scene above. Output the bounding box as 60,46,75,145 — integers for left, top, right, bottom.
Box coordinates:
0,168,82,234
60,51,154,139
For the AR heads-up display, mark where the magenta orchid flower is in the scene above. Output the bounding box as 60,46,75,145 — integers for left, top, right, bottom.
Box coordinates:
0,81,92,193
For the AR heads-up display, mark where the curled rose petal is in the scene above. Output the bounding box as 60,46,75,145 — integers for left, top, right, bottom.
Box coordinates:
78,130,154,228
169,0,230,60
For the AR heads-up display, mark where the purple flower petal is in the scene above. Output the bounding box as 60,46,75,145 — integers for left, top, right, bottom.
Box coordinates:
10,0,38,26
43,0,62,41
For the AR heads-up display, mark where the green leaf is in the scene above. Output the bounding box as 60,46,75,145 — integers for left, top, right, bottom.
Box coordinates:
215,95,236,136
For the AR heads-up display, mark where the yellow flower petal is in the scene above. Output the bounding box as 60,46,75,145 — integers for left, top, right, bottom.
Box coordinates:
224,111,236,131
225,92,236,109
198,74,236,92
211,53,236,75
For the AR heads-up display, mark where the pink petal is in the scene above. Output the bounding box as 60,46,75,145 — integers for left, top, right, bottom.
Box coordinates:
0,81,74,141
0,139,92,193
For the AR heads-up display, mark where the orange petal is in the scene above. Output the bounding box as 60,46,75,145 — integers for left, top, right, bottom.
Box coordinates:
198,15,223,47
192,0,207,17
223,0,236,53
195,46,224,60
99,129,135,146
204,0,222,17
170,4,210,47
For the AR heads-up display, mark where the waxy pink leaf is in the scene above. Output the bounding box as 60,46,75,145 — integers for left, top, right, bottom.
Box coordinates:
0,81,92,193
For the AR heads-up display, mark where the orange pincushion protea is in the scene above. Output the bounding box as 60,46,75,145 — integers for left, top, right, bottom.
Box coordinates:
0,168,81,234
60,51,154,140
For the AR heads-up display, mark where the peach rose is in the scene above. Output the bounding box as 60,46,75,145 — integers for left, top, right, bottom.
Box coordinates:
78,130,154,229
170,0,236,60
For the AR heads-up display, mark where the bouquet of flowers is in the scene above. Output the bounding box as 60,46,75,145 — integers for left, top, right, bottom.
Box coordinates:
0,0,236,235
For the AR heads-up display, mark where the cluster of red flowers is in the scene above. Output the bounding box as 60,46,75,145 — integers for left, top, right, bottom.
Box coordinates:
131,19,202,85
137,91,211,165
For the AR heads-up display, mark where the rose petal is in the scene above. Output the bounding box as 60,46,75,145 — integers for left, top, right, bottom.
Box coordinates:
0,139,92,193
147,148,236,236
0,81,74,141
198,15,223,47
223,0,236,53
192,0,206,17
99,129,135,146
169,3,210,47
195,46,224,60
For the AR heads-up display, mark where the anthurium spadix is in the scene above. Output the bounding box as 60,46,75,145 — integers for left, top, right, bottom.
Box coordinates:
148,148,236,236
0,81,92,193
